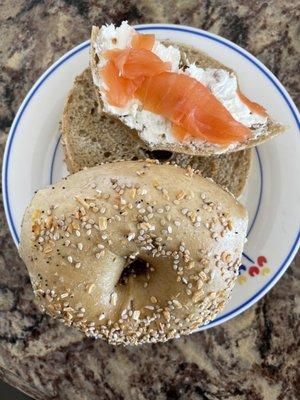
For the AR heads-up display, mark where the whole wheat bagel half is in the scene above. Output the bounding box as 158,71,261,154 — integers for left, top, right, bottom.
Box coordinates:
19,160,248,345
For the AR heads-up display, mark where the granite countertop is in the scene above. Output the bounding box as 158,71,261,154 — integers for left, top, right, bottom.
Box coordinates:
0,1,299,399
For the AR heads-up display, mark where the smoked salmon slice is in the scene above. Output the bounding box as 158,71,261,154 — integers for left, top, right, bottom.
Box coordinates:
100,59,140,108
131,33,155,50
100,32,255,145
237,90,267,117
136,72,251,144
104,48,171,80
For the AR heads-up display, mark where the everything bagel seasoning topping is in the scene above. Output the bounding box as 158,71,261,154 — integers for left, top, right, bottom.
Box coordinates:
23,161,247,345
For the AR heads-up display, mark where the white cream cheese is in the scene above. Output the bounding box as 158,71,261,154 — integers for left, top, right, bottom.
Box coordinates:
91,21,268,150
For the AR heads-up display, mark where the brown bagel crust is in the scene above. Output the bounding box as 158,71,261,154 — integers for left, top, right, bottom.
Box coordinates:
19,161,248,345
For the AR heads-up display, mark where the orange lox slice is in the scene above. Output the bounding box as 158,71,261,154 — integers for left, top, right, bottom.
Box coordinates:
136,72,252,145
131,33,155,50
104,48,171,80
100,59,139,107
237,89,268,117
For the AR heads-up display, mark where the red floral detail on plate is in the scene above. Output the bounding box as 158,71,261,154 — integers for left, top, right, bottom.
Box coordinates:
257,256,267,267
249,266,260,276
238,256,270,283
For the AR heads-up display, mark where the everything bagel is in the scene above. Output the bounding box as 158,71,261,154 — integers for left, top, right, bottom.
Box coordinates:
19,161,248,345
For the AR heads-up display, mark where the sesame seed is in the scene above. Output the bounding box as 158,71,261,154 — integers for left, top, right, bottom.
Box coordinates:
74,195,89,209
173,300,182,308
86,229,92,236
162,188,169,198
163,310,171,321
110,292,118,306
99,313,105,321
61,292,69,299
129,187,137,199
193,292,203,303
150,296,157,304
67,256,73,263
75,262,81,269
77,242,83,251
182,208,188,215
98,217,107,231
127,232,135,241
132,310,140,320
87,283,95,294
199,271,207,281
187,261,195,269
75,230,81,237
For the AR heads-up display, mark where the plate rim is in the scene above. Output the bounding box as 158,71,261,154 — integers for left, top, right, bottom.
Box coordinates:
2,23,300,330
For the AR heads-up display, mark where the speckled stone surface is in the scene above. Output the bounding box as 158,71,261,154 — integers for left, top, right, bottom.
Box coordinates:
0,1,299,399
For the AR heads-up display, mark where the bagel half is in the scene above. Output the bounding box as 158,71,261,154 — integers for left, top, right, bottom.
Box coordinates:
19,161,248,345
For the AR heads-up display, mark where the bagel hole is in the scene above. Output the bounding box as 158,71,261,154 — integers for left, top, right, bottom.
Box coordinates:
119,258,148,285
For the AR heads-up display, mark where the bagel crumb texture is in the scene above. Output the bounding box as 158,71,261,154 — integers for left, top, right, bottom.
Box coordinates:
19,160,248,345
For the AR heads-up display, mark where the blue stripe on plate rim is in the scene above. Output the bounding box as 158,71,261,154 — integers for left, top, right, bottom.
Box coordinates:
2,24,300,329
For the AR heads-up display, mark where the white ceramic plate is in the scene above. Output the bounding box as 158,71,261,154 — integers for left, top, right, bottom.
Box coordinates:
2,24,300,330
